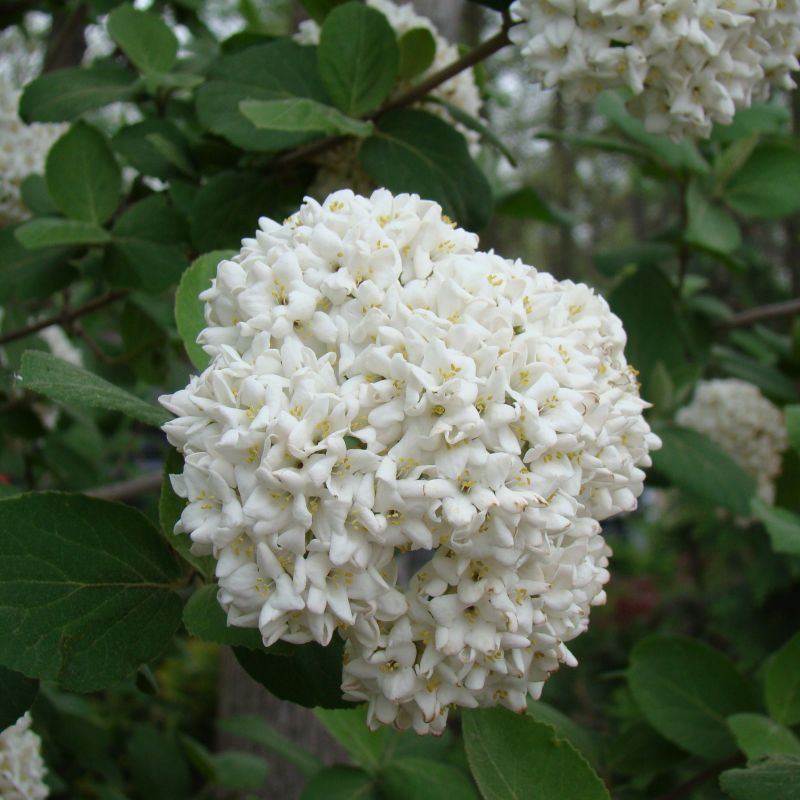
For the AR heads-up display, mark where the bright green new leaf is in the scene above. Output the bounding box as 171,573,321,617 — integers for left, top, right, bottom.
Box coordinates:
398,27,436,79
728,713,800,761
719,755,800,800
14,218,110,249
46,122,121,224
360,109,493,231
107,4,179,74
0,666,38,730
463,707,610,800
183,585,264,650
652,425,756,517
301,766,378,800
218,715,323,776
318,2,399,116
175,250,234,370
752,499,800,556
19,350,169,427
19,64,138,123
765,631,800,726
628,636,756,760
240,98,374,137
0,493,183,691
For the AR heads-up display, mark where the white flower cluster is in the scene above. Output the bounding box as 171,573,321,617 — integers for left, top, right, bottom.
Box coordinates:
509,0,800,139
0,714,48,800
0,79,66,225
676,378,786,503
295,0,483,197
162,189,659,733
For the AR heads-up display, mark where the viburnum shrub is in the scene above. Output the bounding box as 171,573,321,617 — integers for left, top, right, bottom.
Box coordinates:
1,0,799,798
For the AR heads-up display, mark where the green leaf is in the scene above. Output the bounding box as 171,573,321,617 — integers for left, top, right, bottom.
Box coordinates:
752,499,800,557
608,265,685,397
786,406,800,453
127,723,192,800
0,666,38,730
234,636,354,709
315,706,388,771
652,425,756,516
240,98,374,138
463,707,609,800
526,702,600,767
360,109,493,231
382,758,478,800
20,175,59,216
712,103,790,144
19,350,169,427
301,765,378,800
765,631,800,726
120,300,169,384
300,0,354,23
318,1,399,116
594,242,675,277
175,250,234,370
727,714,800,760
685,179,741,256
14,218,110,249
218,714,323,776
183,584,264,650
495,187,572,226
714,348,798,403
427,96,517,166
628,636,756,760
46,122,121,224
719,755,800,800
606,722,686,779
190,171,301,252
0,493,182,691
182,736,270,790
107,4,179,74
196,40,330,152
112,119,193,179
0,227,74,303
596,91,709,174
158,448,215,580
19,64,138,123
107,195,189,292
724,144,800,219
398,27,436,80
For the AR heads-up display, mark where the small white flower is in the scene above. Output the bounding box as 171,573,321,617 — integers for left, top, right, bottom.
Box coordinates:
0,713,49,800
509,0,800,138
162,188,660,732
676,378,787,504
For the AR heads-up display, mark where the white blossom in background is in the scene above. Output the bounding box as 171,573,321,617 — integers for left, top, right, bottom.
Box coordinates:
0,79,66,225
0,714,48,800
162,188,660,733
509,0,800,139
295,0,483,196
676,378,787,504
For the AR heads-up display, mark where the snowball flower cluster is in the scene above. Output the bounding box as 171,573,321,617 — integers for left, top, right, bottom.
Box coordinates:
0,714,48,800
162,189,659,732
509,0,800,138
676,378,786,503
0,79,66,225
295,0,483,196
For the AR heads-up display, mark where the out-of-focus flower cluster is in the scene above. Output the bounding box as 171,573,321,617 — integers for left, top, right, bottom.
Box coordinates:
509,0,800,139
676,378,787,504
0,79,66,225
0,714,48,800
295,0,483,197
162,188,660,733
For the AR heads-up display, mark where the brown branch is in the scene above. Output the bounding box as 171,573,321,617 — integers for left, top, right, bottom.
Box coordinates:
654,754,743,800
274,21,513,170
0,290,127,347
84,472,163,501
719,297,800,329
43,2,89,73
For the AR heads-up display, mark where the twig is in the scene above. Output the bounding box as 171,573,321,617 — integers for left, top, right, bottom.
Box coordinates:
654,754,743,800
84,472,163,501
0,290,127,346
719,297,800,329
274,21,513,170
